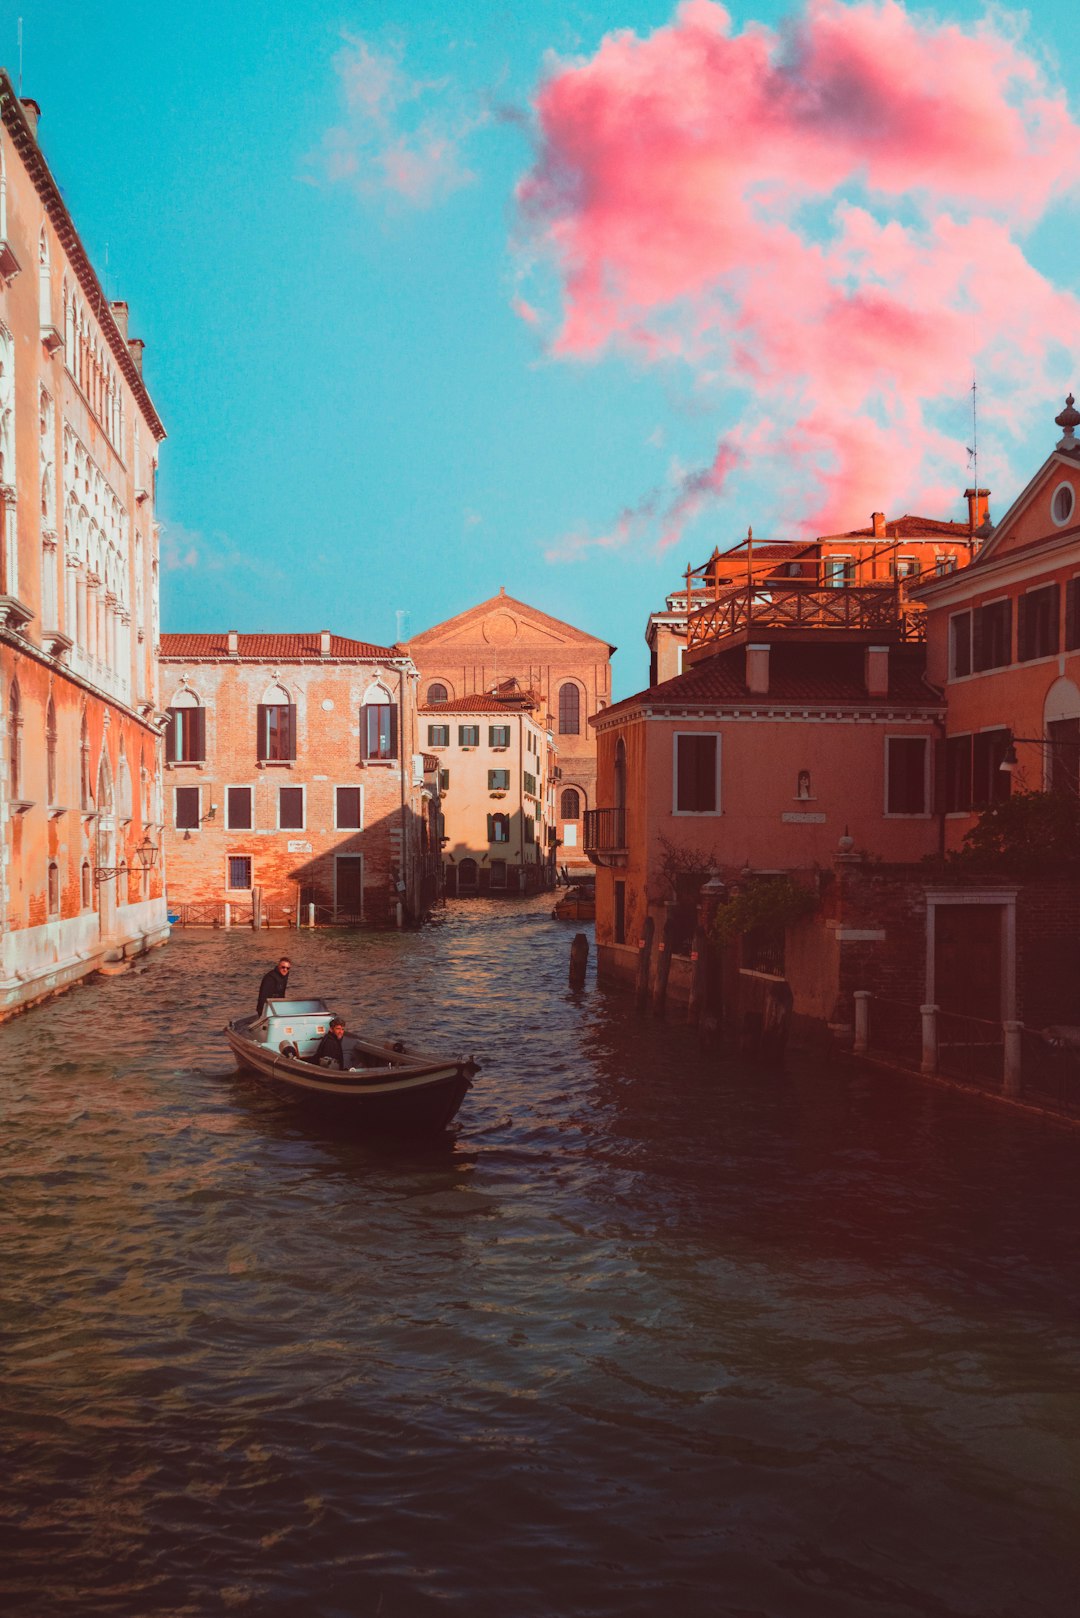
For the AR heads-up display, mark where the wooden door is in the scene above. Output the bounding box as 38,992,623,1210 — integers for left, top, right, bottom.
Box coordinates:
933,904,1002,1021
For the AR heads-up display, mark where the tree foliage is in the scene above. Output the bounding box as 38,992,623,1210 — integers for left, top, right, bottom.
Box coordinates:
946,789,1080,877
712,874,817,946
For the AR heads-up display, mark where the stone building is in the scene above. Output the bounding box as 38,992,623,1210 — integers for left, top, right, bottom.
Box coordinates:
420,680,557,896
0,79,168,1018
403,588,614,871
159,633,437,927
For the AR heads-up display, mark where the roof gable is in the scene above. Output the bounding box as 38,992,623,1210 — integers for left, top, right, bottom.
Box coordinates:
975,446,1080,565
405,590,614,653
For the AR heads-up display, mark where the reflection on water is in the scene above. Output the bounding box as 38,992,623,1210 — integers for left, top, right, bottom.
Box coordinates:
2,898,1080,1617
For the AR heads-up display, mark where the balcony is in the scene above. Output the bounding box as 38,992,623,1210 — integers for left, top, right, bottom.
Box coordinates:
686,582,924,652
583,807,627,866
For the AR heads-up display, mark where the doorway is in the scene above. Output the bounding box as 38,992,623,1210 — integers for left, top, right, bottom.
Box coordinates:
334,854,364,921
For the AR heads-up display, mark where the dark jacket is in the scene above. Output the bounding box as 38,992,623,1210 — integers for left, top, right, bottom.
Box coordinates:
257,967,290,1015
311,1030,345,1071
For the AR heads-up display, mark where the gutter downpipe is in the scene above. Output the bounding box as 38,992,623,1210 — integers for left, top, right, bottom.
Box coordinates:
398,664,408,927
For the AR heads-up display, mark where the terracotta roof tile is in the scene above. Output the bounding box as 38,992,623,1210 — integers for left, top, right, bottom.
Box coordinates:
420,692,539,714
601,644,941,719
821,515,973,541
160,632,398,660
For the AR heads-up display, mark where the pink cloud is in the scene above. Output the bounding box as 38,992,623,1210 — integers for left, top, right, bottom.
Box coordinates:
313,34,482,207
518,0,1080,537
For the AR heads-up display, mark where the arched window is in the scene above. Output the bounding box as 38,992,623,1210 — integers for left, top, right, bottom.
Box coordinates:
81,860,92,909
165,687,205,763
559,683,581,735
47,860,59,915
427,682,449,704
257,683,295,762
46,697,57,804
38,226,51,329
486,812,510,844
96,749,113,816
8,680,21,800
457,857,478,891
560,787,581,820
361,681,397,761
80,708,92,809
117,737,133,821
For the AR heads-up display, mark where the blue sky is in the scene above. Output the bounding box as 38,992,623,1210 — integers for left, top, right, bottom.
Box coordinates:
9,0,1080,697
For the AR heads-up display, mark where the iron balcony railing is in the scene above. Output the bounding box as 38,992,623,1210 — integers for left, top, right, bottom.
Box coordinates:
583,807,627,853
686,582,925,651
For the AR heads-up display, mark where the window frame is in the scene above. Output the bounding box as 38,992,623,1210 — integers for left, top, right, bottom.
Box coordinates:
427,724,450,748
488,724,511,748
165,702,206,764
972,597,1012,673
672,731,721,816
1050,481,1076,527
488,769,511,791
277,783,306,832
1017,582,1060,663
884,734,931,817
257,701,296,763
360,698,398,762
949,610,972,680
226,854,253,892
174,783,201,830
334,784,364,831
458,724,480,748
225,784,254,831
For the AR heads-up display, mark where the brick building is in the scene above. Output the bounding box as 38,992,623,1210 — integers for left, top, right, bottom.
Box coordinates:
159,633,437,927
403,588,614,871
0,79,168,1017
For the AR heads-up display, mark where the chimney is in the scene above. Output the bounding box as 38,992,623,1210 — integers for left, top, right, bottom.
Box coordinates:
110,301,129,339
746,643,770,695
19,99,40,138
871,511,886,539
320,630,331,655
227,631,238,654
865,644,890,698
127,337,145,376
965,487,990,531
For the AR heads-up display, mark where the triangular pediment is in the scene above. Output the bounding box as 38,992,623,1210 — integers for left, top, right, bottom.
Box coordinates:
978,446,1080,564
405,591,615,653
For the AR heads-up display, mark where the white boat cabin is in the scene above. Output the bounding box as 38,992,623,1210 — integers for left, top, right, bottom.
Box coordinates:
257,999,335,1058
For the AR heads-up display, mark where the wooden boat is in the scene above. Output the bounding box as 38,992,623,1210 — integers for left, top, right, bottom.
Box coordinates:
225,999,475,1131
552,883,596,922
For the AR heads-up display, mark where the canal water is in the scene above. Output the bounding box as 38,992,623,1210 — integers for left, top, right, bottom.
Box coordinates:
3,897,1080,1618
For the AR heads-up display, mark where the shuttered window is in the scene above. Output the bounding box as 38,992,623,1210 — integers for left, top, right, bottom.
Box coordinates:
972,601,1011,671
278,786,304,830
489,725,511,747
335,787,362,829
1066,579,1080,651
175,786,200,829
886,737,928,814
945,735,972,813
488,770,510,790
458,725,480,747
972,729,1011,806
675,735,718,812
226,786,252,830
1017,584,1059,661
165,706,205,762
257,703,295,761
487,813,510,843
361,702,397,761
427,725,449,747
949,612,972,679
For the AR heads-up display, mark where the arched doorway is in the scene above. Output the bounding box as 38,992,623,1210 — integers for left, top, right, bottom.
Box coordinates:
96,749,116,939
458,857,478,893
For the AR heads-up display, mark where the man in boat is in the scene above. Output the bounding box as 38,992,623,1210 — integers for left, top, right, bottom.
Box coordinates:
256,955,292,1016
310,1017,346,1070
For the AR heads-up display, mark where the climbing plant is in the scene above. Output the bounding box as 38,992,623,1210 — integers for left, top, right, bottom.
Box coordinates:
711,874,817,947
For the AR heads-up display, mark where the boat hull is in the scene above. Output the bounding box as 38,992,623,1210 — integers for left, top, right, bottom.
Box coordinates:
225,1021,472,1132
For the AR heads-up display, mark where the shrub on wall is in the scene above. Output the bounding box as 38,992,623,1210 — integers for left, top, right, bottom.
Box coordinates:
711,875,817,947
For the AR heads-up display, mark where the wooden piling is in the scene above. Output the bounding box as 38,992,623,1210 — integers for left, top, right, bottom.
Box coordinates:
652,911,677,1018
688,926,708,1025
635,915,655,1011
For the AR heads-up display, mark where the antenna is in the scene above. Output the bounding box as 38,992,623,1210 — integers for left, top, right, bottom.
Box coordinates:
966,371,979,537
17,18,22,96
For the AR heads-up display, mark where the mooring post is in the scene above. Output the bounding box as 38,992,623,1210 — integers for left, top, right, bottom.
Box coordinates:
569,932,589,991
688,926,708,1025
223,901,231,931
635,915,655,1011
307,902,315,929
652,909,677,1018
853,990,870,1056
1003,1020,1022,1098
920,1003,939,1076
251,887,263,931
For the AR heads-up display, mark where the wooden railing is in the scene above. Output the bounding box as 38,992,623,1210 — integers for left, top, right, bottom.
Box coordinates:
686,582,924,650
583,807,627,853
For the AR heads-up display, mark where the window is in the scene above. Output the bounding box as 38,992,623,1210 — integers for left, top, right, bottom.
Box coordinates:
489,725,510,747
487,812,510,843
559,684,581,734
945,735,972,813
1018,584,1059,662
490,859,507,888
972,729,1011,807
165,694,206,763
1051,482,1075,526
80,709,91,810
427,724,449,748
972,600,1011,672
675,734,718,813
361,697,397,761
226,786,252,830
438,768,450,793
886,737,928,814
427,682,449,703
81,860,92,908
824,555,854,587
8,680,21,799
1048,718,1080,795
258,695,295,762
47,860,59,915
1066,579,1080,651
894,556,920,580
227,855,253,891
278,786,304,830
935,554,957,576
335,786,362,829
524,815,536,844
949,612,972,679
561,787,581,819
523,770,537,798
488,769,510,790
614,881,626,945
175,786,200,829
458,725,480,747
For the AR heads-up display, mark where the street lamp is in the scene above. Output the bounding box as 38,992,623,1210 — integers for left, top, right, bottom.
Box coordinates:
93,833,159,886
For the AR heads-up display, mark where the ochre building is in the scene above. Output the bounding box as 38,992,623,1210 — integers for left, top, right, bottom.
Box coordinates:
403,588,614,871
159,633,438,927
0,80,168,1017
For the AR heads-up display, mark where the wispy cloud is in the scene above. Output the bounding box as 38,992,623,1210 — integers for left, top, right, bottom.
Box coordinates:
310,33,487,208
546,439,739,560
519,0,1080,548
